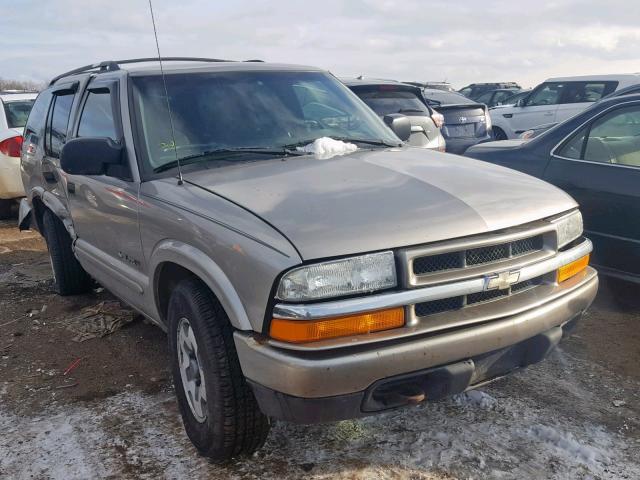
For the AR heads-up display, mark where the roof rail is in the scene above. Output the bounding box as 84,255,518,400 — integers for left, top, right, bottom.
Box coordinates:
48,57,238,86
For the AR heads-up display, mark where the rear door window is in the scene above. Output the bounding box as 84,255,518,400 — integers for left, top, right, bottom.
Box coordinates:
525,83,566,107
562,82,618,104
355,89,429,116
45,92,75,158
557,104,640,167
78,90,117,140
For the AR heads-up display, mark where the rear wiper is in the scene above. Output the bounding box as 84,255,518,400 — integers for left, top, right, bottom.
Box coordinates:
153,147,306,173
397,108,425,113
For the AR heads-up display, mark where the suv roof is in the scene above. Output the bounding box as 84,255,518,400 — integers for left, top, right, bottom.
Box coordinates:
545,73,640,82
461,82,520,88
49,57,321,86
340,78,419,89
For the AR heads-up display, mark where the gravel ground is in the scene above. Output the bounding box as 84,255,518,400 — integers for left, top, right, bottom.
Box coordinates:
0,219,638,479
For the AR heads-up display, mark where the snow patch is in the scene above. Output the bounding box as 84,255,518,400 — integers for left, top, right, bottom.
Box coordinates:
453,390,497,409
525,424,610,466
297,137,358,159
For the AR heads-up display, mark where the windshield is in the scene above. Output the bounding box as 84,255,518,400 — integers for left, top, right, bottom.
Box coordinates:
130,70,400,173
3,99,36,128
353,89,429,115
422,90,474,106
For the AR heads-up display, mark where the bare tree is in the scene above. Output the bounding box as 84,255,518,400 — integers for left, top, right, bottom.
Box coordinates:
0,78,45,92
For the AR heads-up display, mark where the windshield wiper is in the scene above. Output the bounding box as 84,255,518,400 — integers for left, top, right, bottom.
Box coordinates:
330,137,402,147
283,137,400,149
153,147,306,173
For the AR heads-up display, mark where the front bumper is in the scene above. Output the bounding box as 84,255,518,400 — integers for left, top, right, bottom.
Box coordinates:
235,268,597,421
0,155,25,199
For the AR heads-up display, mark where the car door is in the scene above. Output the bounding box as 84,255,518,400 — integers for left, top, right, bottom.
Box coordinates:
544,101,640,279
509,82,565,133
64,77,147,307
555,81,617,124
41,84,78,211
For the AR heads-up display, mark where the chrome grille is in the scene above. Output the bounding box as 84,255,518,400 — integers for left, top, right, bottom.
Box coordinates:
466,244,510,266
411,233,545,276
413,252,463,275
413,275,544,319
414,297,463,317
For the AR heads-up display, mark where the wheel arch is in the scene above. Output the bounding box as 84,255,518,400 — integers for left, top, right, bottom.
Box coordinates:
151,240,252,331
27,187,75,238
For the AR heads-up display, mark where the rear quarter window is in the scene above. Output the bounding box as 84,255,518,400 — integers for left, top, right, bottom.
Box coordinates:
24,91,53,148
3,99,36,129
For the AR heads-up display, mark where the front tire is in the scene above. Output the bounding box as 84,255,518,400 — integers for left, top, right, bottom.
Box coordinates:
168,277,270,462
42,210,91,295
493,127,508,140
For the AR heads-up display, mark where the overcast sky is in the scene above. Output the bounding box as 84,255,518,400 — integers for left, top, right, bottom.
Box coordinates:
2,0,640,88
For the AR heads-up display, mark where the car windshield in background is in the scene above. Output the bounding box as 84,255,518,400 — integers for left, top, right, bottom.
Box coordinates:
355,89,429,115
422,90,474,106
3,100,36,128
130,71,400,173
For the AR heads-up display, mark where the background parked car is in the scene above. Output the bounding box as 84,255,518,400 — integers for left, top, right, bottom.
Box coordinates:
489,89,532,109
344,79,446,151
405,81,455,92
490,74,640,140
465,93,640,284
458,82,521,101
0,91,37,218
421,88,492,154
474,88,524,108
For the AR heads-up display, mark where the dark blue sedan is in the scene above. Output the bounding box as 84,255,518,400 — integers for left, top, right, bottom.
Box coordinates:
465,94,640,284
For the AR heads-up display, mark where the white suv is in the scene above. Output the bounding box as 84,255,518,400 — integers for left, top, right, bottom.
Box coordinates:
490,75,640,139
0,91,37,217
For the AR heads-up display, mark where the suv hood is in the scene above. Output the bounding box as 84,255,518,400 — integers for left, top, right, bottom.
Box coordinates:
183,148,576,260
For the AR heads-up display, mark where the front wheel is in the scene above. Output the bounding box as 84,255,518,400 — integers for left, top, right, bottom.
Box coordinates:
42,210,91,295
493,127,508,140
168,277,270,462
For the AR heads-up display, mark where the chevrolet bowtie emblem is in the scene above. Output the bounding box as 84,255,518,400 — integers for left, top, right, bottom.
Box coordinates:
485,270,520,290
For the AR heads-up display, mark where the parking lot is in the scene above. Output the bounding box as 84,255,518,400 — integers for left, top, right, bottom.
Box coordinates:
0,220,638,479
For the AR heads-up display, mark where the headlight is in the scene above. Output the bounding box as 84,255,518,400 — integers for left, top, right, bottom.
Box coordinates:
553,210,583,248
277,251,397,301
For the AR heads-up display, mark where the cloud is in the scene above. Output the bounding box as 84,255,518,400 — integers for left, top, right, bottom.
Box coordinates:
1,0,639,88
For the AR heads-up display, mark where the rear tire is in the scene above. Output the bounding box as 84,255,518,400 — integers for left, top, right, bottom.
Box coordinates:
42,210,91,295
493,127,508,140
168,277,270,462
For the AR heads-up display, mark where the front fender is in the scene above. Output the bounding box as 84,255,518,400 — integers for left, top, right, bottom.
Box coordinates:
29,187,76,238
18,198,32,231
150,240,252,331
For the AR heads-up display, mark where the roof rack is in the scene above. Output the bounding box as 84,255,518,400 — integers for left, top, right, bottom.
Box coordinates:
48,57,244,86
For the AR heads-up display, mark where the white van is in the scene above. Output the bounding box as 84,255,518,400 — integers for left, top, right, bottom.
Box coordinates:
490,74,640,139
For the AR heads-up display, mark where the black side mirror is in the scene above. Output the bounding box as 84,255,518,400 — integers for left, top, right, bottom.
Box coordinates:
383,114,411,141
60,137,123,175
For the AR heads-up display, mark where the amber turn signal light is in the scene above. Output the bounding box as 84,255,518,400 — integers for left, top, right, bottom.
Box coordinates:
557,254,590,283
270,307,405,343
